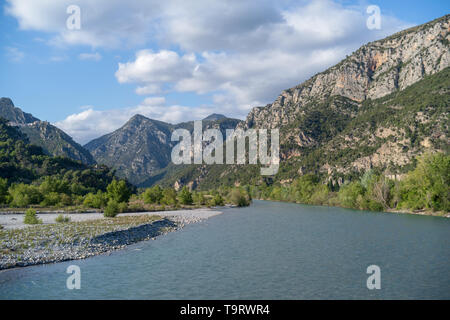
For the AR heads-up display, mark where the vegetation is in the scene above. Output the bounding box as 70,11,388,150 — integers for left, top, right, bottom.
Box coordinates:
23,209,42,225
247,152,448,215
55,214,71,223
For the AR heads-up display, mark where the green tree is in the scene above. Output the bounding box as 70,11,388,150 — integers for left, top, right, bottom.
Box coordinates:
106,179,131,203
104,199,120,217
8,183,43,207
337,181,365,209
179,186,193,205
142,185,163,204
83,191,108,208
398,152,449,211
161,188,178,206
0,178,8,204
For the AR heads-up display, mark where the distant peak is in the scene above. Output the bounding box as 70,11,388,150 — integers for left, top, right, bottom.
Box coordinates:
0,97,14,107
203,113,227,121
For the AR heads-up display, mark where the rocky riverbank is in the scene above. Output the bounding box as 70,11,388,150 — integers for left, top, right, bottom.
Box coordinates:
0,209,223,270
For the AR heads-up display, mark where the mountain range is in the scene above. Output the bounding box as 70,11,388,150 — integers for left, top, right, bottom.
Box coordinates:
1,14,449,190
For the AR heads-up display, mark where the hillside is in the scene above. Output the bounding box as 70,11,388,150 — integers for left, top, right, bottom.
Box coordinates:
0,98,95,165
0,117,115,191
151,15,450,190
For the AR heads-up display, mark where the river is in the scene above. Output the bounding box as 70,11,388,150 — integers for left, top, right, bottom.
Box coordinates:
1,200,449,299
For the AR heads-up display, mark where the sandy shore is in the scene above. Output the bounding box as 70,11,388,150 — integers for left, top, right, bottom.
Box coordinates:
0,208,223,230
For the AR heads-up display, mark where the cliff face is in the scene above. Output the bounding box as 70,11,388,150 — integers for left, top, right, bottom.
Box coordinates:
152,15,449,189
0,98,95,165
242,15,449,130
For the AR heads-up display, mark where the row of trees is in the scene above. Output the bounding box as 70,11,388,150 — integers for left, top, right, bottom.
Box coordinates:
0,177,132,210
250,152,449,213
140,185,251,207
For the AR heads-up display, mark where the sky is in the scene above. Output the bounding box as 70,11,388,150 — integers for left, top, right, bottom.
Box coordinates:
0,0,449,144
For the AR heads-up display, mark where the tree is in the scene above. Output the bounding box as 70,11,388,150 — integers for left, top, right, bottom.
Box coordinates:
0,178,7,204
8,183,43,207
106,179,131,203
104,199,120,217
179,186,193,205
398,152,449,211
161,188,177,206
143,185,163,204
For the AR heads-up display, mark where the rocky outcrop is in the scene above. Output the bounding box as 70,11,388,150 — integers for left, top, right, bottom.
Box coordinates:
241,15,450,130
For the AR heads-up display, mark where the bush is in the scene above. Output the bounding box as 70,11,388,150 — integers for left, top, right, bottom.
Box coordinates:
142,185,163,204
118,202,128,213
161,188,178,206
40,192,61,207
24,209,42,225
398,152,449,211
83,191,108,208
228,189,250,207
179,186,193,205
9,184,43,207
0,178,8,204
337,181,365,209
107,179,131,203
104,199,120,217
55,214,71,223
212,194,225,206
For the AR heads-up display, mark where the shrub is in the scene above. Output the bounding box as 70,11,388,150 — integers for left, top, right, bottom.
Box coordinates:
179,186,193,205
398,152,449,211
40,192,61,207
55,214,71,223
104,199,120,217
210,194,224,206
9,184,43,207
107,179,131,203
337,181,365,209
24,209,42,225
228,189,250,207
0,178,8,204
142,185,163,204
83,191,108,208
118,202,128,213
161,188,177,206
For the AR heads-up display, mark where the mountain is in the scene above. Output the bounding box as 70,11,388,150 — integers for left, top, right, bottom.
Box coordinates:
0,117,115,190
203,113,227,121
0,98,95,165
84,114,242,185
0,98,39,124
150,14,450,190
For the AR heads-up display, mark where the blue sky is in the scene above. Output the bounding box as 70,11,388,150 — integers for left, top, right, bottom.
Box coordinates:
0,0,448,143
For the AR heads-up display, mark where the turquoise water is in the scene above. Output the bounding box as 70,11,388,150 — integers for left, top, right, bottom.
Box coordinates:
1,200,449,299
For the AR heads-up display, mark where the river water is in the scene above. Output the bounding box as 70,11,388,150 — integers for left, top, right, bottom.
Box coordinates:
1,200,449,299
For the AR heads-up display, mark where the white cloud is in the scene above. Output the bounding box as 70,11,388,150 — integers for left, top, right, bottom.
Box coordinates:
4,46,25,62
112,0,410,116
78,52,102,61
9,0,413,141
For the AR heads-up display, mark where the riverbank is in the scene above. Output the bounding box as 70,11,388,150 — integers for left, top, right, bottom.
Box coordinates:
0,208,223,270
